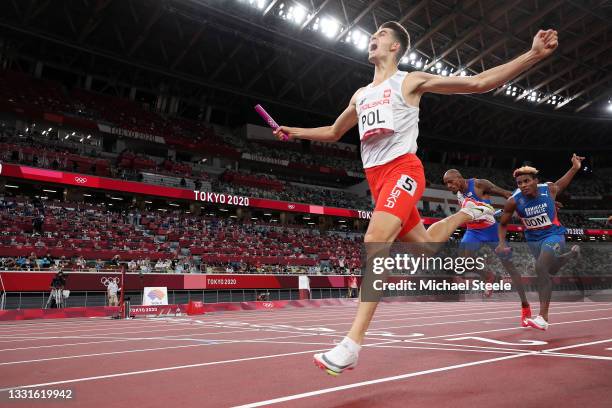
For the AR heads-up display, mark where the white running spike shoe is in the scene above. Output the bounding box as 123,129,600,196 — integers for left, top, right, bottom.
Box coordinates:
314,338,360,376
460,199,496,222
525,315,549,331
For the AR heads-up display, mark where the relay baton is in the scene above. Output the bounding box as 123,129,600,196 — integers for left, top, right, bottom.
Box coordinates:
254,104,288,141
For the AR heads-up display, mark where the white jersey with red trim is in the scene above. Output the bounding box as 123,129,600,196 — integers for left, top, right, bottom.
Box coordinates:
356,70,419,169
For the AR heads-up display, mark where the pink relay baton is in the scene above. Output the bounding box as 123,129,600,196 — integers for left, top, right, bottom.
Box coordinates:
254,104,288,141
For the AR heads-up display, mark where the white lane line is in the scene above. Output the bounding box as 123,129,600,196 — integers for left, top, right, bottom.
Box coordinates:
0,302,480,335
408,316,612,342
0,329,263,352
232,335,612,408
231,354,531,408
0,340,400,392
0,334,317,366
542,338,612,353
369,306,612,331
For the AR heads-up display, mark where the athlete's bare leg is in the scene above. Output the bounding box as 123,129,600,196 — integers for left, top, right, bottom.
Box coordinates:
398,212,473,244
501,259,529,306
346,210,474,345
345,211,401,344
534,251,555,321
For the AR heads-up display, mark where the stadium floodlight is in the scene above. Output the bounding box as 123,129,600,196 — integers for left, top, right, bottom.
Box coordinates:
320,17,340,38
48,127,52,132
401,57,409,64
264,213,272,216
5,185,18,188
42,189,57,193
409,52,416,60
87,135,91,139
64,135,69,139
608,103,612,112
350,30,368,50
435,62,442,69
144,200,152,204
415,60,423,68
251,217,258,220
83,194,92,197
79,138,84,142
287,3,307,25
441,70,448,76
461,70,467,76
111,197,123,200
169,203,180,207
245,0,267,10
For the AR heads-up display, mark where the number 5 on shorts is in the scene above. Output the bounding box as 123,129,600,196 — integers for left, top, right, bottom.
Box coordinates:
397,174,417,196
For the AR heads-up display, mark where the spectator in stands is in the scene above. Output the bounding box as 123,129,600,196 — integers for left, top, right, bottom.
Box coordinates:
128,259,137,272
95,258,105,271
110,254,121,267
76,256,86,270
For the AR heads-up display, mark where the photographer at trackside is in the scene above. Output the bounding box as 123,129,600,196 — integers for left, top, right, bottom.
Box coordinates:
45,270,66,308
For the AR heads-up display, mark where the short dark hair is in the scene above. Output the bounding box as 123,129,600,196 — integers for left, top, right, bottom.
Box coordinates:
380,21,410,64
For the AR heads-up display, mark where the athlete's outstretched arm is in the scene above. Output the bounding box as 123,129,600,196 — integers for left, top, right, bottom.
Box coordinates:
273,90,360,142
549,153,585,197
496,198,516,251
410,29,558,95
477,179,512,199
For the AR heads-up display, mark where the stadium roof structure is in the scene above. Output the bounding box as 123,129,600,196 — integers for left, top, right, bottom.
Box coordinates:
0,0,611,150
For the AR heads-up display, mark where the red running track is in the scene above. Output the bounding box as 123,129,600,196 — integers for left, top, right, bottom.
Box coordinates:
0,300,611,407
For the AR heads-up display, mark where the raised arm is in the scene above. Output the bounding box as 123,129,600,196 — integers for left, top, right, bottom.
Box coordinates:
477,178,512,199
408,29,558,96
273,89,361,142
548,153,585,197
496,197,517,251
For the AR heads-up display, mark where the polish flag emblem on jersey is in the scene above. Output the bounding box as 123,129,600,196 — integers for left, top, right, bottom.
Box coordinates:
383,89,391,98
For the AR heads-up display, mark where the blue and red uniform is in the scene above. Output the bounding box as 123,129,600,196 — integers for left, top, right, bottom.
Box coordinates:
457,178,499,253
512,183,566,257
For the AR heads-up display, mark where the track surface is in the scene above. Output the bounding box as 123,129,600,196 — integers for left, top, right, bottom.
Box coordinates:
0,301,611,407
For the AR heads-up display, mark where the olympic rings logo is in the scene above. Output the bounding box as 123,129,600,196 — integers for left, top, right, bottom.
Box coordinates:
75,177,88,184
262,302,274,308
100,277,120,287
287,204,295,209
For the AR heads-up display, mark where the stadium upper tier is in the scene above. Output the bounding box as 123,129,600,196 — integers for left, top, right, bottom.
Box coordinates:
1,69,611,212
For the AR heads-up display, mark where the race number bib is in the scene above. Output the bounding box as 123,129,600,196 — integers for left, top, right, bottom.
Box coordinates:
358,88,395,141
522,213,552,229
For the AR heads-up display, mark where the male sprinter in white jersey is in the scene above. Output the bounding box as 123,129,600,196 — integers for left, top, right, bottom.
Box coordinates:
443,169,531,322
273,21,558,375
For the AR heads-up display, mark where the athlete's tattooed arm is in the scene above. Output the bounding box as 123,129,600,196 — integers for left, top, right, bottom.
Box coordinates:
477,179,512,199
